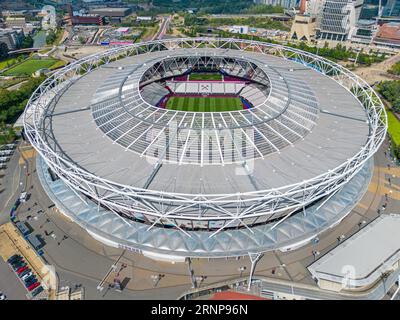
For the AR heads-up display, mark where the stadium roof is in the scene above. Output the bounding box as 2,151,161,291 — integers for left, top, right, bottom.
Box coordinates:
49,48,368,195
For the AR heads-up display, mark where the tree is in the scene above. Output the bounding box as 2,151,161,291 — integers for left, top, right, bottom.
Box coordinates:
21,35,34,49
0,76,46,124
46,30,57,45
388,61,400,76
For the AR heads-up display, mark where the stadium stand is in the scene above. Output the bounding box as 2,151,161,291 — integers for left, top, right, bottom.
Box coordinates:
141,82,170,106
166,81,245,95
240,85,267,106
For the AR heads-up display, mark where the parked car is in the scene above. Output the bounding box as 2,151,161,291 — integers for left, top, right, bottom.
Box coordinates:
28,282,40,292
12,262,26,271
24,276,37,287
21,272,33,281
11,258,24,266
16,266,29,275
18,269,31,278
0,292,6,300
31,286,43,297
10,257,24,265
25,279,37,288
7,255,21,264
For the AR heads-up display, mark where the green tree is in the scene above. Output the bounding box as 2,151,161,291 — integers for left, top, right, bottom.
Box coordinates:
21,35,34,49
46,30,57,45
388,61,400,76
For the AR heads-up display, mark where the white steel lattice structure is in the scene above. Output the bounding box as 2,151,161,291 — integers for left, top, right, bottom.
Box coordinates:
24,38,386,240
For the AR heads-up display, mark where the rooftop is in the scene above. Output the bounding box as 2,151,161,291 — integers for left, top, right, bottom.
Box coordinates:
308,215,400,289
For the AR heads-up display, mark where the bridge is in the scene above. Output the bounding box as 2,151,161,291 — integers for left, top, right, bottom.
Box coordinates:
8,48,41,55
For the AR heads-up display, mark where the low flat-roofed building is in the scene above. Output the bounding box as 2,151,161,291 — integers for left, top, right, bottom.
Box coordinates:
71,14,103,26
89,7,132,17
5,16,26,29
136,16,153,21
308,214,400,292
374,22,400,48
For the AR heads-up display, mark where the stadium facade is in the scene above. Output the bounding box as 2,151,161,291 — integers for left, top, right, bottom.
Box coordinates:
24,38,386,261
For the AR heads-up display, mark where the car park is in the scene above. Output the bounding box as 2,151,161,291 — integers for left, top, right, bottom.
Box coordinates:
31,286,43,297
27,282,40,292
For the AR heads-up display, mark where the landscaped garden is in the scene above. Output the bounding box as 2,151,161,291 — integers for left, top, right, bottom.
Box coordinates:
2,58,60,76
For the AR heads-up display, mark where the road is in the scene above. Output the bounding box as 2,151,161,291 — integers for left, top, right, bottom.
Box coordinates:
0,144,24,226
152,16,171,41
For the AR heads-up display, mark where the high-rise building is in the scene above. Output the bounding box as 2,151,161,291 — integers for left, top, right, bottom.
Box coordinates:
382,0,400,17
318,0,364,41
0,28,24,50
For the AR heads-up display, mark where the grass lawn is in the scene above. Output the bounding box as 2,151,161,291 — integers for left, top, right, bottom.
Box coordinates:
166,96,243,112
0,57,19,71
49,60,67,70
387,110,400,146
189,73,223,81
3,59,58,76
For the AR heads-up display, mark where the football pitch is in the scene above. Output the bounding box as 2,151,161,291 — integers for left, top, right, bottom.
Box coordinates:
166,96,243,112
189,73,223,81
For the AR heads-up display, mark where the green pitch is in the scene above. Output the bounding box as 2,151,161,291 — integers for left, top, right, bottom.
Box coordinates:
166,96,243,112
189,73,223,81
